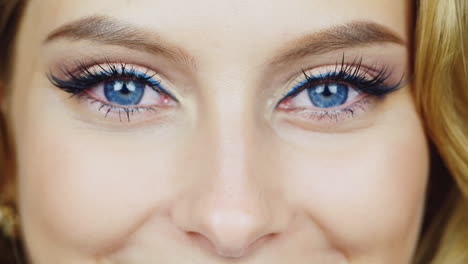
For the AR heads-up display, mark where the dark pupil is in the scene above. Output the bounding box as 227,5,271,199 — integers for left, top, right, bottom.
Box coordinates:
307,83,349,108
120,86,131,95
104,80,145,105
322,88,333,97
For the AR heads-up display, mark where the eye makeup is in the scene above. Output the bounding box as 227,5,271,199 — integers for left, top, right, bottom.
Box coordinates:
275,56,406,125
48,61,178,122
47,55,407,126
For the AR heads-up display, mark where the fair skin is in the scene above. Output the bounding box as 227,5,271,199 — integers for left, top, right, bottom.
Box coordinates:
3,0,428,263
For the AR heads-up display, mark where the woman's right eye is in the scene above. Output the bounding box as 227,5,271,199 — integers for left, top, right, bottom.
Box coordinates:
87,79,175,108
49,63,178,122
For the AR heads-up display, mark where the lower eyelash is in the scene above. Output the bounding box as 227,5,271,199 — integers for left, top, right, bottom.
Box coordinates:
75,93,158,122
283,98,372,123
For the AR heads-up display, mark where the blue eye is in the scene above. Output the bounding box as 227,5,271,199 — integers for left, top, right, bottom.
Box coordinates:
279,64,404,112
279,72,363,111
275,63,406,124
307,83,348,108
104,80,145,105
48,62,180,122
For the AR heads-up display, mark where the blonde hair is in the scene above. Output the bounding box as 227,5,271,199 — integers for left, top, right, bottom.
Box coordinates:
0,0,467,263
413,0,468,263
0,1,25,262
0,0,22,209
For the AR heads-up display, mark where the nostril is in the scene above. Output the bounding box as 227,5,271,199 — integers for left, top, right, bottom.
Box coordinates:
216,232,278,258
186,230,278,258
245,233,278,254
186,230,247,258
186,231,218,254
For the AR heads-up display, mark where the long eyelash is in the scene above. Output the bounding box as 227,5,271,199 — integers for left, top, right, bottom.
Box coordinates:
281,56,406,102
284,97,372,124
47,60,177,101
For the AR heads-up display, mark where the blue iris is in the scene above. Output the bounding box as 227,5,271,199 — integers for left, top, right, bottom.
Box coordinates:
307,83,348,108
104,80,145,105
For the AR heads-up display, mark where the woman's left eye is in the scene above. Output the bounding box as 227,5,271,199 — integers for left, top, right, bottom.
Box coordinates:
275,64,403,124
278,82,362,110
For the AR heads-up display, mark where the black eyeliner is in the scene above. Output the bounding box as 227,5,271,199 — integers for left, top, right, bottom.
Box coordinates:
278,56,406,106
47,61,178,102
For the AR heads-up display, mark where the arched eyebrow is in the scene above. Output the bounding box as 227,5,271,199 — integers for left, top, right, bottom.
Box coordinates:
44,15,197,68
268,21,406,66
44,16,406,69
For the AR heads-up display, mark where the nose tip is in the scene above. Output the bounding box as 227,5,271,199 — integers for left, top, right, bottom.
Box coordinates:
190,232,275,258
189,209,276,258
171,185,290,259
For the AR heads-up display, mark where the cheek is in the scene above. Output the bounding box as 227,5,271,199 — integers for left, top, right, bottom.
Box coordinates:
16,116,182,254
279,96,429,258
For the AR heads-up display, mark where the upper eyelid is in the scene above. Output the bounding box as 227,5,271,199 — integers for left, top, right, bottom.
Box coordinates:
276,64,402,108
286,73,328,97
294,63,397,89
48,63,180,102
91,66,179,102
285,70,368,98
95,67,161,87
50,59,401,102
291,70,383,89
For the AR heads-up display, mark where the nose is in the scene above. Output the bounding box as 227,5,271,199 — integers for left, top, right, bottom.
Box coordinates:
183,196,280,258
172,168,290,258
170,118,292,258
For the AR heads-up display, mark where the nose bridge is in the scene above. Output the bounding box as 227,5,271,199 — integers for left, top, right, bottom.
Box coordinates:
170,77,291,258
195,149,269,258
210,104,253,186
201,68,259,186
199,91,270,254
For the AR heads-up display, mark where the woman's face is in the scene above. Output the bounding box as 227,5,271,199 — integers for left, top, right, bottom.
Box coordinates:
5,0,428,263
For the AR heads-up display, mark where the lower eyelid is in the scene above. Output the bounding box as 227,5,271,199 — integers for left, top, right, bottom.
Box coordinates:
277,96,374,124
72,92,165,124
